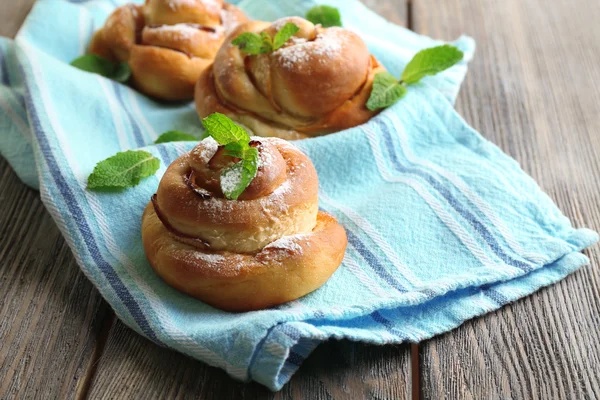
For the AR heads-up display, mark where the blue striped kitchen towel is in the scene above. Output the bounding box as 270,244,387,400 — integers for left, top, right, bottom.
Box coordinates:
0,0,597,391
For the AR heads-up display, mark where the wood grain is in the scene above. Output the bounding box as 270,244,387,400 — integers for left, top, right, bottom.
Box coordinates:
360,0,407,26
86,321,411,400
0,5,114,400
3,0,599,398
413,0,600,398
0,0,34,38
0,158,112,400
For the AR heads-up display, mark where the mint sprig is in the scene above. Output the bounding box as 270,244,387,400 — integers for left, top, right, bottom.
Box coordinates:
87,150,160,190
306,5,342,27
367,45,464,111
154,131,198,144
202,113,259,200
71,54,131,83
232,22,300,55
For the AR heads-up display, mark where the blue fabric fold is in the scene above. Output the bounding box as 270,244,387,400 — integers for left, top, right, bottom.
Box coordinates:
0,0,596,391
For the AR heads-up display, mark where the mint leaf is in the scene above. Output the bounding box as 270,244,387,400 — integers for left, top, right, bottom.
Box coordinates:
306,5,342,27
155,131,198,144
202,113,250,145
232,32,270,55
366,72,408,111
112,62,132,83
401,45,464,84
233,23,299,54
87,150,160,190
273,23,300,50
220,147,259,200
71,54,131,83
201,113,260,200
260,32,274,53
223,141,248,159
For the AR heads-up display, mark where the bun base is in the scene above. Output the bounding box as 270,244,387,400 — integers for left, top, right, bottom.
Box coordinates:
142,204,347,312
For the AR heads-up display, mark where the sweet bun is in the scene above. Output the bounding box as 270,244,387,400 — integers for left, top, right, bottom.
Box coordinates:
195,17,387,139
142,137,347,311
89,0,247,101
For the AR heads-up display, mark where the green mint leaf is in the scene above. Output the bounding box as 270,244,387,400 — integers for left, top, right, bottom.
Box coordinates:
112,62,132,83
401,45,464,84
87,150,160,190
220,147,259,200
306,5,342,27
366,72,408,111
232,32,269,55
154,130,198,144
202,113,260,199
71,54,131,83
202,113,250,145
273,23,300,50
260,32,274,53
223,141,249,159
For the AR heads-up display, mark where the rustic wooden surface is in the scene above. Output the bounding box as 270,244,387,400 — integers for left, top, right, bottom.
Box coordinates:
0,0,598,399
413,0,600,398
0,156,113,400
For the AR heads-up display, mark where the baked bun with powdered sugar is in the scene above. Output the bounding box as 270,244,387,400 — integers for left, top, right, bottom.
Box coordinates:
194,16,387,139
89,0,247,101
142,135,347,312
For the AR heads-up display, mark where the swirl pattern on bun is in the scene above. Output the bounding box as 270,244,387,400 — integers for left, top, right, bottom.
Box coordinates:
89,0,247,101
195,17,387,139
142,137,347,311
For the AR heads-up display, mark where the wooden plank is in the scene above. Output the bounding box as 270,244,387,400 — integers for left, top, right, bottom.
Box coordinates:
0,1,34,38
87,1,411,398
87,320,411,400
0,159,113,400
360,0,407,26
413,0,600,398
0,5,113,399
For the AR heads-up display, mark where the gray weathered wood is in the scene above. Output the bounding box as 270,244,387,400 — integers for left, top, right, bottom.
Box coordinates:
360,0,407,26
0,7,113,400
0,158,112,400
3,0,600,398
0,1,34,38
87,320,411,400
413,0,600,398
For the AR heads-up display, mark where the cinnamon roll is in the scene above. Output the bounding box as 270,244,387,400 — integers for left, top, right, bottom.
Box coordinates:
89,0,247,101
194,17,387,139
142,137,347,311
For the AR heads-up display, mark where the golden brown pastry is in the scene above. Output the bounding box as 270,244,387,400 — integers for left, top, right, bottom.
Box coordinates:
142,136,347,312
89,0,247,101
194,17,387,140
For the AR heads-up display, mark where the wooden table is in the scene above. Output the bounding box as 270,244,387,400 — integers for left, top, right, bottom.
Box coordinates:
1,0,599,398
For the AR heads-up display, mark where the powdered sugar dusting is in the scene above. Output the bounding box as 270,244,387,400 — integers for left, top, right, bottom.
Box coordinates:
190,251,226,263
220,9,240,32
192,137,219,164
149,23,202,39
272,18,294,30
167,0,220,12
220,164,242,194
274,29,345,69
258,147,274,169
263,234,306,253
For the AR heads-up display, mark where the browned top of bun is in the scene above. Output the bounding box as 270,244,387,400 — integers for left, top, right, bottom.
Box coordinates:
153,137,319,253
88,0,246,100
143,0,225,27
195,17,386,137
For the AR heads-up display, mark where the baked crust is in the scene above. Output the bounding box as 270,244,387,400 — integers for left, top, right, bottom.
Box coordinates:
88,0,247,101
142,137,347,311
195,17,387,139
